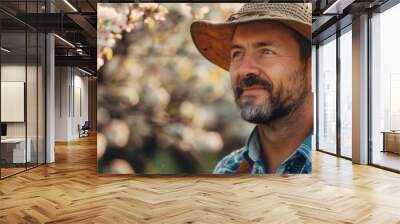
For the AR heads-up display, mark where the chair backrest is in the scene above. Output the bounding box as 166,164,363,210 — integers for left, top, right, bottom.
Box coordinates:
82,121,90,129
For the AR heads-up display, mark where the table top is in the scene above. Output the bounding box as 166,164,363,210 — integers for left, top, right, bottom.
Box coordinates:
381,131,400,134
1,138,30,143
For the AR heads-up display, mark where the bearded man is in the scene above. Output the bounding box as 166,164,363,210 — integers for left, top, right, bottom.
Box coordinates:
191,3,313,174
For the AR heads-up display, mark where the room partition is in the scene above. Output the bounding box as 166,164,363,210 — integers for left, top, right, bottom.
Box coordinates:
0,0,46,179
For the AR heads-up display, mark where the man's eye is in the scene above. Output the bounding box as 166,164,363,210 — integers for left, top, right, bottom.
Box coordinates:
231,51,243,59
261,49,274,55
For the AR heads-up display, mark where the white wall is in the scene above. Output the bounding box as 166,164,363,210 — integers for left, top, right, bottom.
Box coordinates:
55,67,89,141
1,65,26,142
1,65,34,138
1,64,46,163
72,73,89,138
55,66,69,141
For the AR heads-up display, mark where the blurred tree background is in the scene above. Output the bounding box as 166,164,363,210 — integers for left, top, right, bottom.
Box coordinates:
97,3,254,174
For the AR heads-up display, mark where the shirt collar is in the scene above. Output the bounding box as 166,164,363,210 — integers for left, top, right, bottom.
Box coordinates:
246,127,262,162
244,126,312,173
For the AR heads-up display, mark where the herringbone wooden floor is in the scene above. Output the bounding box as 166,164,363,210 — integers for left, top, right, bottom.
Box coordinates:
1,134,400,224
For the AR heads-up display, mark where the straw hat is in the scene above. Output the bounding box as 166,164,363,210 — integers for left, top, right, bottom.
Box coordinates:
190,3,312,71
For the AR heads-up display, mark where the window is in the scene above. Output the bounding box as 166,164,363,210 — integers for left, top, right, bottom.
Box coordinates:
370,2,400,171
339,28,352,158
317,36,337,154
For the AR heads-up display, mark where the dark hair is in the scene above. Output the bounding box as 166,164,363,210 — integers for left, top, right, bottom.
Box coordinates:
288,28,311,61
270,21,311,61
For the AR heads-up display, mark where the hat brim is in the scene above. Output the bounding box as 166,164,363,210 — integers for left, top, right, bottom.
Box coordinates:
190,18,311,71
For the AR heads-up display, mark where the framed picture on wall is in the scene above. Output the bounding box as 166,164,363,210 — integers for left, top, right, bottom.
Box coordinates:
1,81,25,123
97,3,313,175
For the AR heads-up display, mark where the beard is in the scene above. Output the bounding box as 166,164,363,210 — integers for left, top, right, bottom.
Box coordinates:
234,73,307,124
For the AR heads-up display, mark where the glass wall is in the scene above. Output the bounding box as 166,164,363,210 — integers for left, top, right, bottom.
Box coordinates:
371,3,400,171
317,35,337,154
0,1,46,179
316,25,353,159
1,26,28,178
339,27,352,158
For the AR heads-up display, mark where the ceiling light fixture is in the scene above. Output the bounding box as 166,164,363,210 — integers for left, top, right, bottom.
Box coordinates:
54,34,75,48
1,47,11,53
323,0,354,15
323,0,342,14
63,0,78,12
78,67,93,76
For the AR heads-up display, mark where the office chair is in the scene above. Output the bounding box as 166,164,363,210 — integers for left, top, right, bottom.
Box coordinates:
79,121,90,138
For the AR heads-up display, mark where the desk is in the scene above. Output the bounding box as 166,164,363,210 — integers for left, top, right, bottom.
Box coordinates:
381,131,400,154
1,138,31,163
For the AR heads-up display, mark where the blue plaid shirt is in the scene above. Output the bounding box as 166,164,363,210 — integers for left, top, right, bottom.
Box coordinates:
214,127,312,174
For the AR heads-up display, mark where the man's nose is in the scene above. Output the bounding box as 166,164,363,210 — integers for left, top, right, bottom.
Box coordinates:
237,54,261,79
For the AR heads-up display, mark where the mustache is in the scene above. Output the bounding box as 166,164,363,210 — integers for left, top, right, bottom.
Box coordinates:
234,75,273,99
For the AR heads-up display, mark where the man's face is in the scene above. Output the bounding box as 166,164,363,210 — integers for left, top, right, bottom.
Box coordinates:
229,21,310,124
